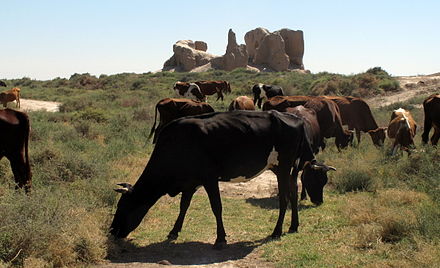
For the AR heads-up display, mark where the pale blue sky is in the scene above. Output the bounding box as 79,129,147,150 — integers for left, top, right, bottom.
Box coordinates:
1,0,439,80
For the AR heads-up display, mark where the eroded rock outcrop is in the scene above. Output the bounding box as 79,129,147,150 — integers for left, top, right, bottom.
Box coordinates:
163,40,215,72
254,32,290,72
244,27,270,62
276,29,304,69
211,29,248,71
162,27,305,72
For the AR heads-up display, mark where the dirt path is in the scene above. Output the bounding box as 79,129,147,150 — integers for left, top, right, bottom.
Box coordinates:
19,98,61,112
368,73,440,108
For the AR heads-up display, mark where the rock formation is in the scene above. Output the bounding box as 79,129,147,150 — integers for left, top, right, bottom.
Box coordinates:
244,27,270,62
162,27,305,72
211,29,248,71
276,29,304,69
254,32,290,72
163,40,215,72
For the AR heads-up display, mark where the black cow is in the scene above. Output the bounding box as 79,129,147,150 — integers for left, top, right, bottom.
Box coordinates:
422,94,440,145
0,109,32,192
110,111,334,249
0,81,6,87
252,83,284,108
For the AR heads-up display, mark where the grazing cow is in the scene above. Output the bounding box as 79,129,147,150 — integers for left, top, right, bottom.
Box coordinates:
285,106,333,202
422,94,440,145
263,96,353,151
0,81,6,87
173,82,206,102
323,96,386,146
0,109,32,192
111,110,335,249
194,80,231,101
0,87,21,108
252,83,284,108
228,96,255,111
148,98,214,143
387,108,417,155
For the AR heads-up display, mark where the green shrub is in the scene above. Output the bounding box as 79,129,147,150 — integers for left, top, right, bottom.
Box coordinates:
333,169,377,193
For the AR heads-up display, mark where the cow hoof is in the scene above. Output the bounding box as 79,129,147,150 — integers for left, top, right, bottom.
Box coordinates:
288,227,298,233
270,233,282,240
213,241,227,250
167,233,178,240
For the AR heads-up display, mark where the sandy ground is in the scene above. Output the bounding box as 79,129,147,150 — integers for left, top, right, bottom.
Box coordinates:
15,74,440,267
16,98,61,112
368,73,440,108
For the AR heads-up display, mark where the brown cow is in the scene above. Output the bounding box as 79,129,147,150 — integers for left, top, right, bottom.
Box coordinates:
0,108,32,192
285,106,322,154
195,80,231,101
422,94,440,145
387,108,417,155
173,82,206,102
0,87,21,108
148,98,215,143
323,96,386,147
228,96,255,111
263,96,353,151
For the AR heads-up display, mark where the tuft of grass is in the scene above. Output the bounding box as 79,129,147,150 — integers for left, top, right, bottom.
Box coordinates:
333,169,377,193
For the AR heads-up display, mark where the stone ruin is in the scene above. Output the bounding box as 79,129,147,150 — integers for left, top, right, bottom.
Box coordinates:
162,27,305,73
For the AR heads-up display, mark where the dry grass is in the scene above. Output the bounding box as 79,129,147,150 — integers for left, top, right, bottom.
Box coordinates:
343,189,428,248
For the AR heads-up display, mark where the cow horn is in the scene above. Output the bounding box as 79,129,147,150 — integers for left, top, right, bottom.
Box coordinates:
311,163,337,172
114,183,133,194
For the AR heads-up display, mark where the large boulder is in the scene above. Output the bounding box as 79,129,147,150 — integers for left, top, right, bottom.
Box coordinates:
276,29,304,69
212,29,248,71
163,40,215,71
254,32,290,72
244,27,270,62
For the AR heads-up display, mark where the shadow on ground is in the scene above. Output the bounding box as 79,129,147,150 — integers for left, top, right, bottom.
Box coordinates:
246,196,318,211
106,237,268,265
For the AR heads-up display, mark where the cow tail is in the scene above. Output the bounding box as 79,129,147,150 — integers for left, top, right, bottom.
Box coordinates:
148,103,159,141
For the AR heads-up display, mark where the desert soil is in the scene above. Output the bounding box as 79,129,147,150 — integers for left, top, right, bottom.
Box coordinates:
17,74,440,267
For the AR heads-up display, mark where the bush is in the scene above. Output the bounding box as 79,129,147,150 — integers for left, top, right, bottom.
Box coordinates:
333,169,377,193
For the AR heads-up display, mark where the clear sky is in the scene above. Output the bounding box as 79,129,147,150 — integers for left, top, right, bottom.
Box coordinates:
1,0,439,80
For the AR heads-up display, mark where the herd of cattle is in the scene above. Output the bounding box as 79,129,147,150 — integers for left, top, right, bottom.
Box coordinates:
0,79,439,249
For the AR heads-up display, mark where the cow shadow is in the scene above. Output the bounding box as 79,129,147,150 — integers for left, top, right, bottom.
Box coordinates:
246,196,317,211
106,237,268,265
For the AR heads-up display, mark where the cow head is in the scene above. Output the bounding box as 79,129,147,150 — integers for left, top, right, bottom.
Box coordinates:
336,129,354,149
110,183,152,238
301,161,336,205
368,127,387,147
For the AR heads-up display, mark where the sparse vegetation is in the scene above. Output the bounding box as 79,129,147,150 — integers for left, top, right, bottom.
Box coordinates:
1,68,439,267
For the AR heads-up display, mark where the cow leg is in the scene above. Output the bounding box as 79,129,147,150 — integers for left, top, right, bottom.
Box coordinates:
300,181,307,200
204,181,226,249
431,127,440,145
8,152,30,192
216,91,224,101
271,169,290,238
356,129,361,145
422,114,433,144
289,168,300,233
167,188,197,240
